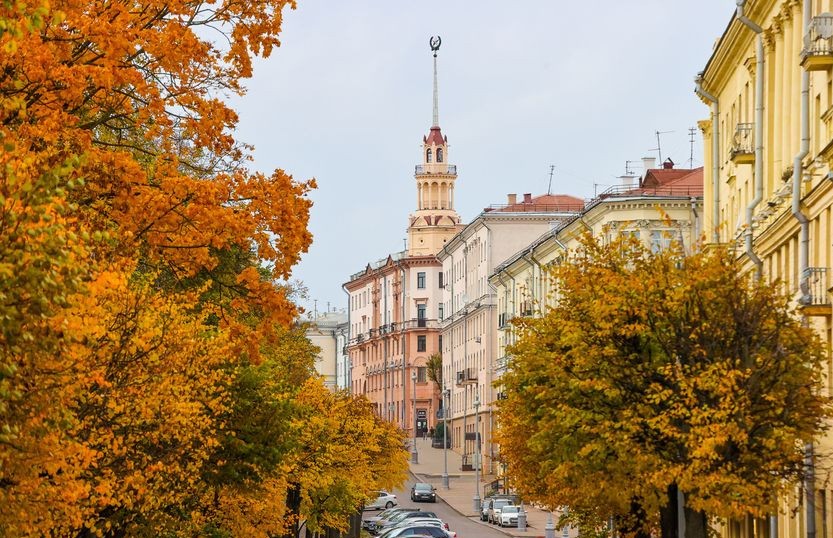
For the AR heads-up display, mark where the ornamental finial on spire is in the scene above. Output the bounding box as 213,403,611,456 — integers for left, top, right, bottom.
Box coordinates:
430,36,441,127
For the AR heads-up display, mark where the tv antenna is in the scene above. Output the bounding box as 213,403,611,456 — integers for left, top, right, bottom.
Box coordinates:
625,160,640,175
688,127,697,168
650,130,674,164
547,165,555,195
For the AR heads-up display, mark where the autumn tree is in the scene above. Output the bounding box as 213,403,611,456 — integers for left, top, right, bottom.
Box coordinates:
426,352,443,392
495,235,830,538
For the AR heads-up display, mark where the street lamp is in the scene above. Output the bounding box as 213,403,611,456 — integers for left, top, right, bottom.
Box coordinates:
411,370,419,464
472,392,481,512
442,386,450,489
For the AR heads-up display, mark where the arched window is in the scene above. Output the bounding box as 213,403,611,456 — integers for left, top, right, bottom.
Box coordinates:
437,148,443,163
426,148,433,163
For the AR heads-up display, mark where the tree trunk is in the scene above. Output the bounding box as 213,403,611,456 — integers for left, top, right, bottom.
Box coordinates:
617,497,652,538
682,505,707,538
660,484,678,538
284,482,302,538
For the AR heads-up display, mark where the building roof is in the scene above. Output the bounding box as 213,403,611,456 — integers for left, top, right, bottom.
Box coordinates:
424,126,446,146
486,193,585,213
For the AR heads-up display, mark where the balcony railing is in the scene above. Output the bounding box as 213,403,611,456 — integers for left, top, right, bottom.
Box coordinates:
415,164,457,175
730,123,755,164
802,14,833,71
401,318,441,330
803,267,830,306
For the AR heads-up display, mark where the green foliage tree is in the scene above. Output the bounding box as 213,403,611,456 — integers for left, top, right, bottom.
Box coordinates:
495,235,831,538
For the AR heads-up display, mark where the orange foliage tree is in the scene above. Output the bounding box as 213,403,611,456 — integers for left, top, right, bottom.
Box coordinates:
1,0,408,535
496,235,830,538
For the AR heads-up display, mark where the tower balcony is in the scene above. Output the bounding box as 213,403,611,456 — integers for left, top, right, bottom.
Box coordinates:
729,123,754,164
415,164,457,175
801,14,833,71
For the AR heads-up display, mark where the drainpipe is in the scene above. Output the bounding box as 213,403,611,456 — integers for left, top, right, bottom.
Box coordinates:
795,1,812,305
798,4,815,538
694,75,720,244
737,0,765,277
530,251,546,313
401,262,407,430
342,282,351,393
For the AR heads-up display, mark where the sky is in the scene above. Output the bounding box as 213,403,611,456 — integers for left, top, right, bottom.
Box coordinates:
229,1,734,317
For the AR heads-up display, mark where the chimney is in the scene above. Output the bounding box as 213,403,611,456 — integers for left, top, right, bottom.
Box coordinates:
523,193,532,203
642,157,657,172
507,193,517,205
619,175,636,188
662,158,674,169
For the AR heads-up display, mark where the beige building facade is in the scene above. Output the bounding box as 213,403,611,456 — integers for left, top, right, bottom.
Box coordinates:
305,310,348,391
437,193,584,474
697,1,833,537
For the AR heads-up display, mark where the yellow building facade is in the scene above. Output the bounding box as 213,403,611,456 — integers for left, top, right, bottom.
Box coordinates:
698,1,833,537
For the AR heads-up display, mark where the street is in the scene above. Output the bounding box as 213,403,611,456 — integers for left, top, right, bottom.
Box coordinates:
363,477,510,538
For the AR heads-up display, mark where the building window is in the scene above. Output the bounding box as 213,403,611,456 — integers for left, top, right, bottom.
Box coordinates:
426,149,433,163
438,335,443,352
437,148,443,163
438,271,444,288
417,304,427,327
438,303,444,321
417,335,427,352
417,366,427,383
650,230,672,253
417,272,426,289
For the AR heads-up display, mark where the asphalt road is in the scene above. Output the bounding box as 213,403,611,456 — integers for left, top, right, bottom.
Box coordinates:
362,477,507,538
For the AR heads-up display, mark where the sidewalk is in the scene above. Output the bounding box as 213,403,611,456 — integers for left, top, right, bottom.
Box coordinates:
408,438,561,538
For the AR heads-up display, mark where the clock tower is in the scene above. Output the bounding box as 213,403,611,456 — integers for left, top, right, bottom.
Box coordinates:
407,36,463,257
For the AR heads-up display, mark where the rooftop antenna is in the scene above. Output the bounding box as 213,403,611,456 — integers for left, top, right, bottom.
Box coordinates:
313,299,318,319
625,160,640,175
547,165,555,195
688,126,697,168
650,130,674,164
403,237,407,251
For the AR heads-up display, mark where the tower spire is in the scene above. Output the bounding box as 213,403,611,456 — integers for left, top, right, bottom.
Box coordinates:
430,36,441,127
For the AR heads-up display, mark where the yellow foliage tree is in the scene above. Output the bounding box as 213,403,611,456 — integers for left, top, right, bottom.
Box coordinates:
496,235,830,538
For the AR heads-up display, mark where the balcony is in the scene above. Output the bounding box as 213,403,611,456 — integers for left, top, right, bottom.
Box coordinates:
401,318,440,330
730,123,755,164
802,14,833,71
465,367,478,382
415,164,457,175
801,267,831,316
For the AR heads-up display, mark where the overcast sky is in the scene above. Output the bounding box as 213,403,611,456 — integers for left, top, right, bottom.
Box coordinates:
230,1,733,317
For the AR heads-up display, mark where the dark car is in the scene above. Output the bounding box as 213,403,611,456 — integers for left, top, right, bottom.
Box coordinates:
410,482,437,503
363,508,421,532
374,511,438,535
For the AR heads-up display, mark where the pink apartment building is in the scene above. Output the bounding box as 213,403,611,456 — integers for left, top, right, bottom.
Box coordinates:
343,38,462,438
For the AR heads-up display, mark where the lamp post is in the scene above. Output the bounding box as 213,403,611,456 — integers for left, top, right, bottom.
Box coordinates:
411,370,419,464
472,392,481,512
442,386,450,489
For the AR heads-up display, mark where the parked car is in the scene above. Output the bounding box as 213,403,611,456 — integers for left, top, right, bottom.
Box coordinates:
480,499,490,521
410,482,437,502
363,508,421,531
378,525,454,538
373,511,438,534
390,517,450,532
487,497,513,524
365,490,398,510
498,505,520,527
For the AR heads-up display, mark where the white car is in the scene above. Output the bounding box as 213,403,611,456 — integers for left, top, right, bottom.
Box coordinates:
498,505,520,527
366,491,398,510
